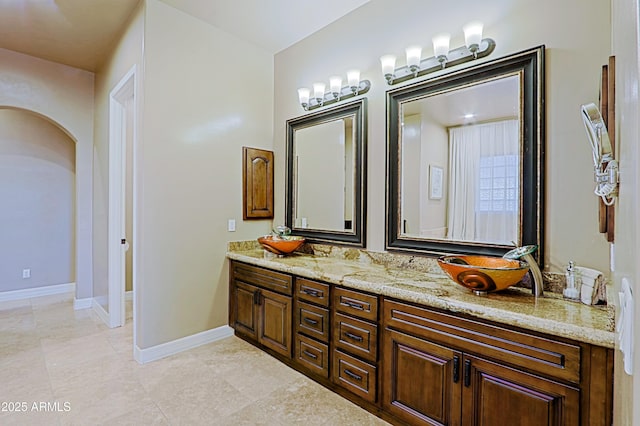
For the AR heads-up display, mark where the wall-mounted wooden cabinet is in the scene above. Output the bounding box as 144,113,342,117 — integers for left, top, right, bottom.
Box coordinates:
228,260,613,425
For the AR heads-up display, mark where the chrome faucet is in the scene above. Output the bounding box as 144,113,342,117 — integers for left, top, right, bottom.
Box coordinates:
503,245,544,297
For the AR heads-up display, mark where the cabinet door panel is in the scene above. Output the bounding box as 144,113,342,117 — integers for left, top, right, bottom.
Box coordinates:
259,288,292,358
232,281,258,339
383,328,461,426
462,355,580,426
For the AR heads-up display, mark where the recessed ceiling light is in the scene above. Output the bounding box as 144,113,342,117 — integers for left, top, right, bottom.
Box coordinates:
464,113,475,119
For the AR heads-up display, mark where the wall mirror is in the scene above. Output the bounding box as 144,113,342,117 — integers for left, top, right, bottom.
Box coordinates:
286,98,367,247
386,46,544,263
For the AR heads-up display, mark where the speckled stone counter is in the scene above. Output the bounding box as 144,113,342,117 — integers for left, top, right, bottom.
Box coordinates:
226,242,615,349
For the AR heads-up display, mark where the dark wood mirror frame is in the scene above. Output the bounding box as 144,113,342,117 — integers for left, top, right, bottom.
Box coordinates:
386,46,545,264
286,98,367,247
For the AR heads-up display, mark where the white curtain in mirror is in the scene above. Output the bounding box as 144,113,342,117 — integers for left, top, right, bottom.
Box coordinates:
447,119,519,244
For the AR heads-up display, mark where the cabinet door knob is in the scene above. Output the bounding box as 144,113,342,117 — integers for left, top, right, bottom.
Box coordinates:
344,369,362,382
302,288,320,297
453,355,460,383
344,331,364,342
464,359,472,387
302,350,318,360
303,317,318,326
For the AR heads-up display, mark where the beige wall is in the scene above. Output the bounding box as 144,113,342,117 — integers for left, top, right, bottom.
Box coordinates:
0,48,94,299
138,0,273,348
274,0,611,274
0,110,75,291
611,0,640,424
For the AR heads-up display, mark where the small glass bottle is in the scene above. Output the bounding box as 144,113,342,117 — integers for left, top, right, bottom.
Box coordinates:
563,261,580,300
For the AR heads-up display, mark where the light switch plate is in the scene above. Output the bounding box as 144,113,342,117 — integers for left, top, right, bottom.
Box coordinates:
228,219,236,232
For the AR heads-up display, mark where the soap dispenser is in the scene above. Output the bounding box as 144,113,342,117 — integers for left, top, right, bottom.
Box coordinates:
563,261,580,300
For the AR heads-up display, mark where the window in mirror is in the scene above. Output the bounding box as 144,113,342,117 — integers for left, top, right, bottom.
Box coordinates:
387,46,544,263
286,98,367,247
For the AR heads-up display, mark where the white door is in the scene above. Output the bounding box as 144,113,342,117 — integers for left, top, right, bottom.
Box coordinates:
107,67,136,328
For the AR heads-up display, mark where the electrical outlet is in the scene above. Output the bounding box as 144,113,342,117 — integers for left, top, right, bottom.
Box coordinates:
22,268,31,279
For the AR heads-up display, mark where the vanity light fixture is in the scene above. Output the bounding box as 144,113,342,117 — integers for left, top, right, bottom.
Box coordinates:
380,22,496,86
297,70,371,111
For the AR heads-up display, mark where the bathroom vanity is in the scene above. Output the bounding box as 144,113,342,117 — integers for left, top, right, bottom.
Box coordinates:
227,244,614,426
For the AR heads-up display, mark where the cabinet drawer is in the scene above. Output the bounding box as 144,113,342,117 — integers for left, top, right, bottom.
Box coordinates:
295,301,330,342
332,350,377,403
231,261,293,296
383,299,581,384
294,334,329,378
333,287,378,321
333,313,378,363
296,278,330,307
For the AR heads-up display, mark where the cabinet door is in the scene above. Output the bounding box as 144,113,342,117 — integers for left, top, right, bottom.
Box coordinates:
258,287,292,358
232,281,258,339
461,355,580,426
383,328,462,426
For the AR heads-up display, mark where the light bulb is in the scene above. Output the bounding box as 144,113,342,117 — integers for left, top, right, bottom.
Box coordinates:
405,46,422,74
330,76,342,99
432,33,450,67
464,22,483,56
297,87,310,109
347,70,360,94
380,55,396,84
313,82,325,102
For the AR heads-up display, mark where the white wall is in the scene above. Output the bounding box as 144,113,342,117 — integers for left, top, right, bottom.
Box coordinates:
611,0,640,423
138,0,274,348
274,0,611,274
0,48,94,299
0,110,75,291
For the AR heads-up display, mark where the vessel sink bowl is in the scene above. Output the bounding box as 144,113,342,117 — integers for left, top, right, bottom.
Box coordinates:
437,255,530,295
257,235,305,256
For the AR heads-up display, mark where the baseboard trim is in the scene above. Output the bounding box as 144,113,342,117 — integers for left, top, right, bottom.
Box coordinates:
0,282,75,302
92,299,110,326
74,297,92,310
134,325,234,364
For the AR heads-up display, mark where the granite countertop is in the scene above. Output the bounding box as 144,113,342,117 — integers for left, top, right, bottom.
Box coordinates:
226,244,615,349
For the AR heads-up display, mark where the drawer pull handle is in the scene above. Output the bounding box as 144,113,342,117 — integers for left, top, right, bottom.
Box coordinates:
453,355,460,383
344,369,362,381
302,350,318,360
344,331,363,342
302,288,320,297
344,301,364,310
464,359,472,387
303,317,319,326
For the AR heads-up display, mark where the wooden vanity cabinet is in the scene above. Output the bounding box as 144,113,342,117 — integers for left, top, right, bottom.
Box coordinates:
331,287,380,403
382,299,610,426
229,261,293,358
293,278,331,378
229,261,613,426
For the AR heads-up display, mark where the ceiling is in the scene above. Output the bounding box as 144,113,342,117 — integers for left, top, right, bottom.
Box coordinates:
0,0,369,73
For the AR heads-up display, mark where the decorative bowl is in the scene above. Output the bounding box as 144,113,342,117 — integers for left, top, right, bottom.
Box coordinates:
437,255,530,295
257,235,305,256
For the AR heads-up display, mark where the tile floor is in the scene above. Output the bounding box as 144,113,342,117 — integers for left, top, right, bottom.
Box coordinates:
0,292,389,425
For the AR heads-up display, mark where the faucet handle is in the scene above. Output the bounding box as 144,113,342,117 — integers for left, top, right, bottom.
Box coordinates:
503,245,538,260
